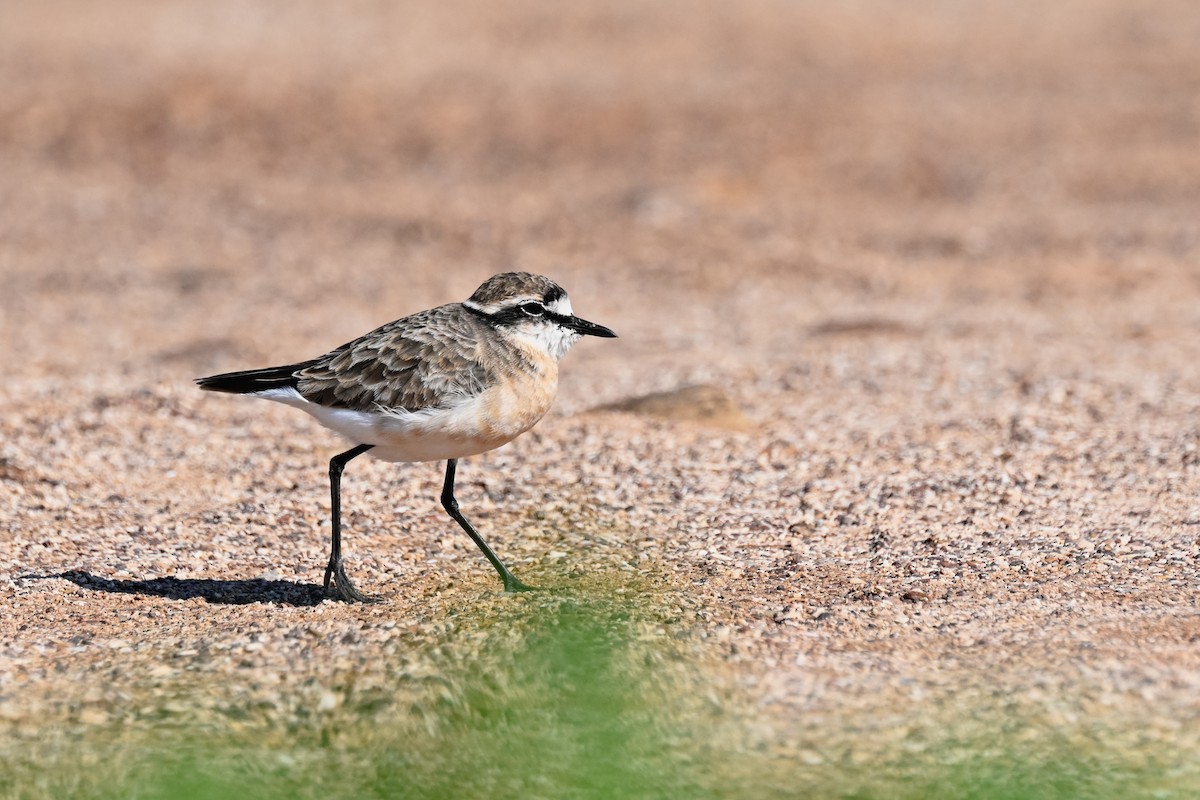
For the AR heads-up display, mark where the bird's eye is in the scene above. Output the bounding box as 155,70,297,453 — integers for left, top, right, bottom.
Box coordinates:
520,302,545,317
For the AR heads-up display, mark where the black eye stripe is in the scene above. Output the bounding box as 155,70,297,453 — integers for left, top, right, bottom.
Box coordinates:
465,301,574,328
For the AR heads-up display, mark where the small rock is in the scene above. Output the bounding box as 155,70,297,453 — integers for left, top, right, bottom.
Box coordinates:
592,385,752,430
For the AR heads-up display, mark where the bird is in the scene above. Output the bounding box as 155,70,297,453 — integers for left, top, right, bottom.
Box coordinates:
196,272,616,602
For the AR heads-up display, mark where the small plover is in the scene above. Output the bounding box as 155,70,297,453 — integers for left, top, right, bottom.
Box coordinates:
196,272,616,602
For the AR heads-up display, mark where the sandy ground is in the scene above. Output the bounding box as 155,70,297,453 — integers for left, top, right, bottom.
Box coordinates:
2,0,1200,778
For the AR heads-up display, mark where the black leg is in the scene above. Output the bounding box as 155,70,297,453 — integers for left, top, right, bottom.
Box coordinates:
441,459,534,592
325,443,375,602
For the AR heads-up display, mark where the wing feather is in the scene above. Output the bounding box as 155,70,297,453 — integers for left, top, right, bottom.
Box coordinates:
294,304,492,412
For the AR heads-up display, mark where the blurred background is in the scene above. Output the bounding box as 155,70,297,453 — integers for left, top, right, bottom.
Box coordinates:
4,0,1198,390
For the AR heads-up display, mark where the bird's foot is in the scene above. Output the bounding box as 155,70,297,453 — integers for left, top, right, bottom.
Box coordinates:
502,573,538,593
324,556,382,604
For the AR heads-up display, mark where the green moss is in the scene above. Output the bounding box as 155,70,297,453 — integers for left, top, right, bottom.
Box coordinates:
1,597,1194,800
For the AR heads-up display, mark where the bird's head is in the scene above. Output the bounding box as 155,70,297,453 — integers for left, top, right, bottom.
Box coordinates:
463,272,617,360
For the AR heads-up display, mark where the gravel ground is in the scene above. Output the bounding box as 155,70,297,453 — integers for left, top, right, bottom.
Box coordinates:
2,0,1199,778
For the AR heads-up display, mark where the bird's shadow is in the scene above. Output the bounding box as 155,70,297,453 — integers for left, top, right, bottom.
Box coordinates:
33,570,329,607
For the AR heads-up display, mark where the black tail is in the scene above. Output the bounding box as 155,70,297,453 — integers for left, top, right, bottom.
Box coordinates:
196,362,315,395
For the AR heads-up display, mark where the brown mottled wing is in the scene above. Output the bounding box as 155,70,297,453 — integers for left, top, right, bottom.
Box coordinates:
294,304,492,412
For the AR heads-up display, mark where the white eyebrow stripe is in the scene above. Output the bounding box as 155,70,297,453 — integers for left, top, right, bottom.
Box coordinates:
464,296,541,315
546,296,574,317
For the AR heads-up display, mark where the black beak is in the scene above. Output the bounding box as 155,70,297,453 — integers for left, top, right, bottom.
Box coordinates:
565,315,617,338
